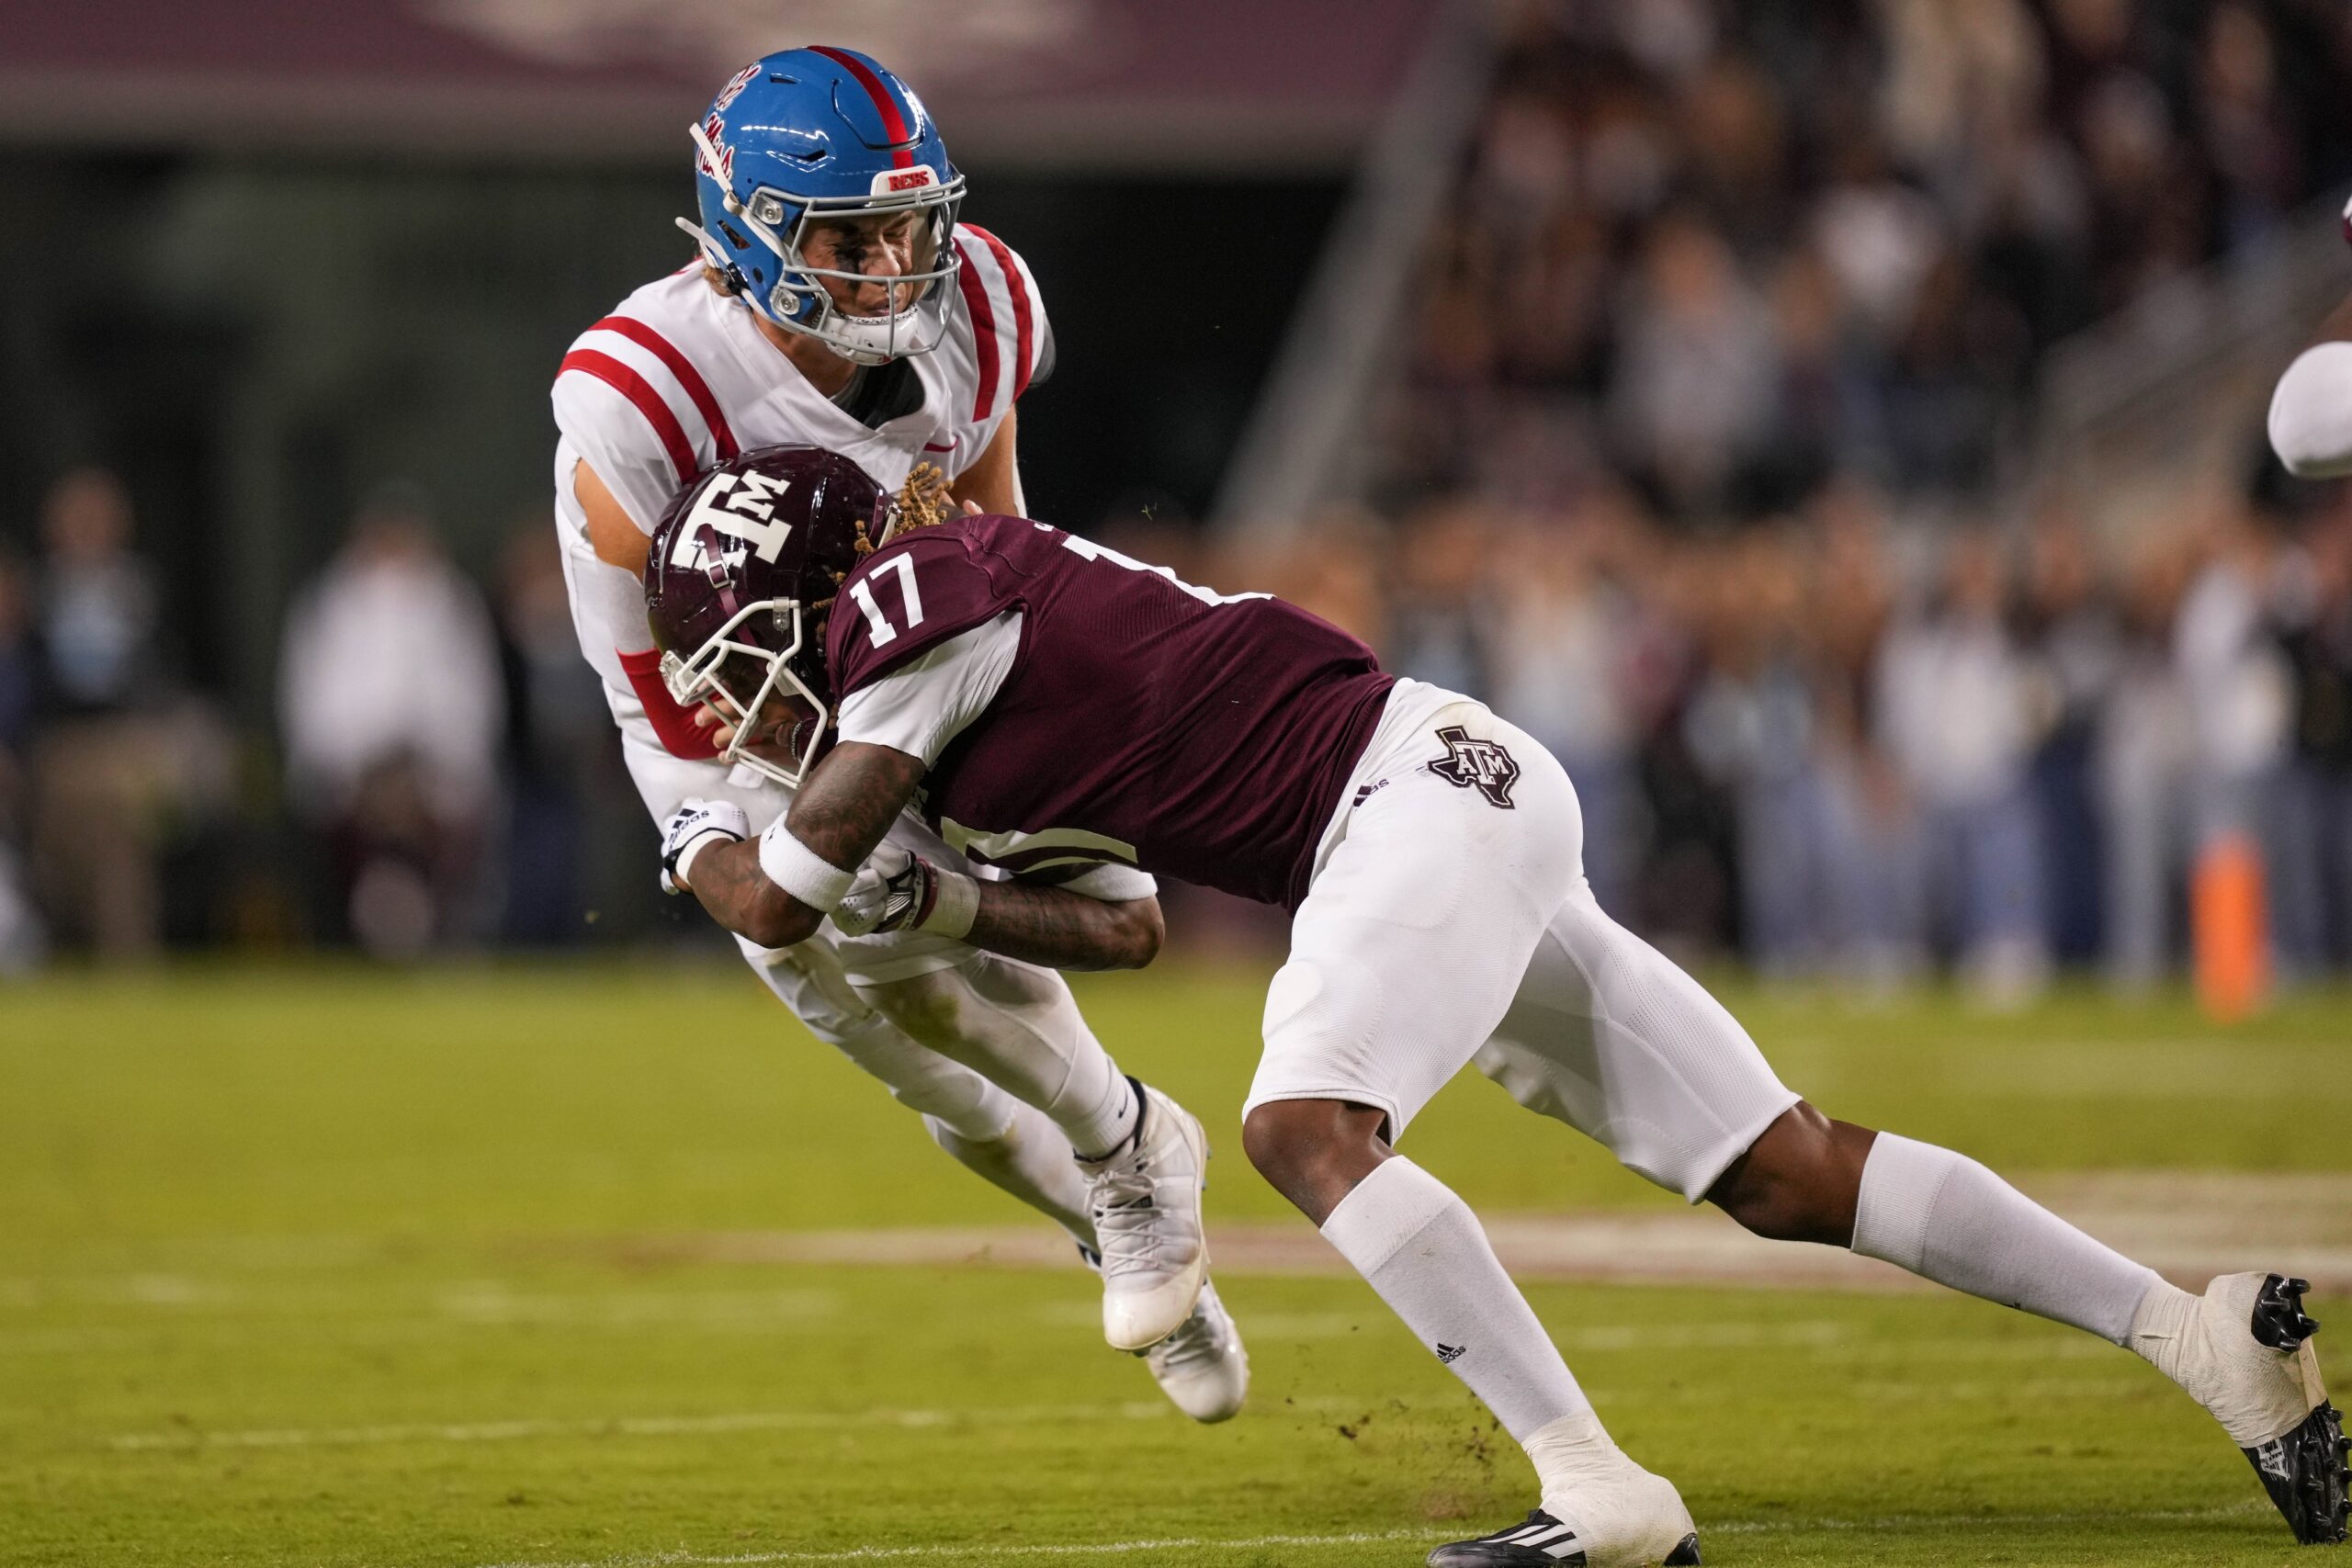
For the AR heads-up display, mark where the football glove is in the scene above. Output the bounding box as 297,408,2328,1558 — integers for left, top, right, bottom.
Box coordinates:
831,843,978,939
660,797,751,894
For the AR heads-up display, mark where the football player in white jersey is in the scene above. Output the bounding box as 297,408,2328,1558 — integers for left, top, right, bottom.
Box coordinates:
2269,201,2352,479
548,46,1244,1420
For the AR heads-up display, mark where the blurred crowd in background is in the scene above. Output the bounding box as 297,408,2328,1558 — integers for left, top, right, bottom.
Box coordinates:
1131,470,2352,1001
1381,0,2352,516
0,468,641,968
3,0,2351,994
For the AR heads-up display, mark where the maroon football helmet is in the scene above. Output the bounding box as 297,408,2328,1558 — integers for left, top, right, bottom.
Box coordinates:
645,444,888,784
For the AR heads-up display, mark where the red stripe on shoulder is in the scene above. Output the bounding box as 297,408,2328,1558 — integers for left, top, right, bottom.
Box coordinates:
593,317,739,460
559,349,697,487
955,240,1002,423
963,225,1035,403
808,46,916,169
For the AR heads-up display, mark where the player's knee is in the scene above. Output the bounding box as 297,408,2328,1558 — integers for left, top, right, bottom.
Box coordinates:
1706,1101,1874,1246
1242,1098,1389,1225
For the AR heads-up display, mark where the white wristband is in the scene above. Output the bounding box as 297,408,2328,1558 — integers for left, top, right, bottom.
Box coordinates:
922,868,979,940
757,818,855,912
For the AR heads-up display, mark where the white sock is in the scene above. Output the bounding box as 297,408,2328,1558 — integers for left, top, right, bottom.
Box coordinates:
923,1104,1097,1253
1061,1073,1138,1163
1320,1156,1594,1442
1851,1133,2163,1344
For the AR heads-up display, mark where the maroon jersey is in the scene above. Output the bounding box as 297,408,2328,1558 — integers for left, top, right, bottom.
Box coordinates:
825,514,1395,908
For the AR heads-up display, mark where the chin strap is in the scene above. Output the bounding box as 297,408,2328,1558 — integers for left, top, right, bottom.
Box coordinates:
673,217,748,297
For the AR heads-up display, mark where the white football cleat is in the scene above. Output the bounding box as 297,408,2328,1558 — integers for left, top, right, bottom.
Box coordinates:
1140,1279,1249,1423
1436,1410,1700,1568
1078,1079,1210,1352
1432,1458,1699,1566
2131,1271,2346,1544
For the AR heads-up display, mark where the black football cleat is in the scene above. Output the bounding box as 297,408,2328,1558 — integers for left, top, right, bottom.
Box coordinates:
2242,1275,2348,1546
2243,1399,2349,1547
1427,1509,1701,1567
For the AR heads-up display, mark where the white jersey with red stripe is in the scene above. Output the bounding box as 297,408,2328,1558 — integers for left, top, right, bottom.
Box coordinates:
548,224,1049,758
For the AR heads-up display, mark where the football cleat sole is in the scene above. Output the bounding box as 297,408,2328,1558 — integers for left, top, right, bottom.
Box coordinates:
2242,1275,2347,1546
1426,1509,1701,1567
2242,1401,2348,1547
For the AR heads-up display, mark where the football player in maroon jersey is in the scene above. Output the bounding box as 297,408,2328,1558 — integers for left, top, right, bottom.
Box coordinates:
654,446,2345,1562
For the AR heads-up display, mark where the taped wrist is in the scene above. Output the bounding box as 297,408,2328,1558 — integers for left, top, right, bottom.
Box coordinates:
921,867,979,939
673,829,734,888
757,818,854,912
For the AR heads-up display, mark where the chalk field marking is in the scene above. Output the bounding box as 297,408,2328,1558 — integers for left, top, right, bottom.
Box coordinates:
108,1375,2154,1454
471,1503,2271,1567
109,1399,1200,1451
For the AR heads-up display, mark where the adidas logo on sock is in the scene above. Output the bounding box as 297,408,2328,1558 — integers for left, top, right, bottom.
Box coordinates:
1435,1342,1466,1364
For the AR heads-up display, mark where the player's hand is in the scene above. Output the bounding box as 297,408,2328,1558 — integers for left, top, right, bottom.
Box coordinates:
693,702,741,750
660,797,750,894
831,843,935,936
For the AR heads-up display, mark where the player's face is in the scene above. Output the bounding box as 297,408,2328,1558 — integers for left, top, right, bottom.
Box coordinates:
693,657,820,764
799,211,927,318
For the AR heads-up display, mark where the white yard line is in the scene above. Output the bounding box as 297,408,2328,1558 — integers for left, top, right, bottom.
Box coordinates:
107,1377,2146,1453
108,1400,1193,1451
469,1531,1436,1568
469,1502,2270,1567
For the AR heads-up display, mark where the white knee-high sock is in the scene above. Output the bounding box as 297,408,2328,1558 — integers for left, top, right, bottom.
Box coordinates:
1852,1134,2163,1344
924,1104,1097,1253
1321,1156,1595,1442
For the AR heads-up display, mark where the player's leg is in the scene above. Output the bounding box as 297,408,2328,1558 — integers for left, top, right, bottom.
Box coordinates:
735,936,1092,1246
857,950,1242,1407
856,952,1136,1160
623,741,1096,1249
1498,884,2346,1545
1241,702,1699,1568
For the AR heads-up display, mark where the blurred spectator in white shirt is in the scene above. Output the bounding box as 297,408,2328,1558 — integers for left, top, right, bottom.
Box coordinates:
1876,529,2049,1000
280,487,503,957
1609,215,1779,515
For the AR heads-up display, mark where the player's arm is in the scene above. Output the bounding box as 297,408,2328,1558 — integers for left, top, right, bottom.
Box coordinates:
663,746,1161,969
949,406,1024,515
952,869,1163,973
576,460,653,578
669,741,923,950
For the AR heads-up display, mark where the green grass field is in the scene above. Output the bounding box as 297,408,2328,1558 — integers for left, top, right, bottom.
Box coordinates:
4,962,2347,1566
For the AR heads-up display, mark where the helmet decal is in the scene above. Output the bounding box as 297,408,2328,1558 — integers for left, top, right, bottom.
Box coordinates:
644,446,888,787
710,62,760,114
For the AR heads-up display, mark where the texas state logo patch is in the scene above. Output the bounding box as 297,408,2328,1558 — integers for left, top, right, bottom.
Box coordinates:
1427,725,1520,808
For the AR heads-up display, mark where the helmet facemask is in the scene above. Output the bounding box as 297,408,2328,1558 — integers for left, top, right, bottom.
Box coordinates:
683,120,965,367
659,595,831,789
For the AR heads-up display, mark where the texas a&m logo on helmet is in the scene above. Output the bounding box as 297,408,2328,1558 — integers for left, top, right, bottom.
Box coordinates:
644,445,886,786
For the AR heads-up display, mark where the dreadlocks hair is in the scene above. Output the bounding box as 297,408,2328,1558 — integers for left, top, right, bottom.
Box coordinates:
890,461,956,534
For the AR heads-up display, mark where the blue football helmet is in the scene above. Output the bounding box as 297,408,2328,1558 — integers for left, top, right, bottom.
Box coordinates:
678,46,966,366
